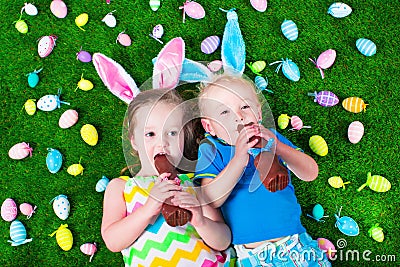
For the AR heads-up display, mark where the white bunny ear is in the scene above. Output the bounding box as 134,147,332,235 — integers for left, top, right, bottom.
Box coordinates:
220,8,246,76
152,37,185,89
180,58,214,83
92,53,140,104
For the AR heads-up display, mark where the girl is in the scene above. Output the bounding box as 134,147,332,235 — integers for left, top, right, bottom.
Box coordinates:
101,89,232,266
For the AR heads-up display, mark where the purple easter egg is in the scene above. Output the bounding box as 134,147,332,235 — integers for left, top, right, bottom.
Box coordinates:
308,91,339,107
77,49,92,63
201,35,220,54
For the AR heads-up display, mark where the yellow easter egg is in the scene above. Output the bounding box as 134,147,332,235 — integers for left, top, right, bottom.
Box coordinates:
81,124,98,146
328,176,350,189
77,78,93,91
75,13,88,30
67,163,84,176
309,135,328,156
50,224,73,251
342,97,368,113
24,99,36,115
15,20,28,34
278,114,291,129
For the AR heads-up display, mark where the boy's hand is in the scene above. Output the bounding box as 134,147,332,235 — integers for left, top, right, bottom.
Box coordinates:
171,191,205,227
234,124,260,163
256,125,280,149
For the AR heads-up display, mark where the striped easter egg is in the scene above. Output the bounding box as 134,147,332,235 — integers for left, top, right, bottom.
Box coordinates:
255,76,268,90
8,142,33,160
9,220,32,246
356,38,377,56
309,135,328,156
328,2,352,18
342,97,368,113
51,194,70,220
59,109,78,129
290,116,304,130
50,224,73,251
201,36,220,54
81,124,98,146
281,20,298,41
15,20,28,34
67,162,84,176
309,91,339,107
277,114,291,129
149,0,160,11
357,172,391,193
247,61,266,75
348,121,364,144
368,224,384,242
24,99,36,115
1,198,18,222
250,0,267,12
96,176,110,192
80,242,97,262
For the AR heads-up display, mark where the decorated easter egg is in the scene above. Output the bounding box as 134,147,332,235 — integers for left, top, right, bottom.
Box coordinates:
24,99,36,115
81,124,98,146
38,35,58,58
51,194,70,220
247,61,266,75
348,121,364,144
290,116,305,130
308,91,339,107
1,198,18,222
277,114,291,130
328,2,352,18
50,0,68,18
309,49,336,78
149,0,161,11
15,19,28,34
342,97,368,113
328,176,350,189
76,75,94,91
250,0,267,12
59,109,79,129
317,238,336,260
80,242,97,262
356,38,376,56
102,11,116,27
67,161,84,176
77,49,92,63
152,24,164,39
96,176,110,192
335,214,359,236
357,172,391,193
50,224,73,251
22,3,38,16
281,20,298,41
179,0,205,22
46,148,63,174
75,13,89,31
309,135,328,156
368,224,384,242
19,203,36,219
270,58,300,82
9,142,33,160
207,60,223,72
9,220,32,246
27,68,43,88
117,32,132,46
254,76,273,93
201,36,220,54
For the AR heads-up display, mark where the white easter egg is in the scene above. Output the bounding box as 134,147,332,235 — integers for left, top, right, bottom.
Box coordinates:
348,121,364,144
23,3,38,16
51,195,70,220
102,13,116,28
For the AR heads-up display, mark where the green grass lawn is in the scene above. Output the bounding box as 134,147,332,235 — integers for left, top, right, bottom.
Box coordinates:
1,0,399,266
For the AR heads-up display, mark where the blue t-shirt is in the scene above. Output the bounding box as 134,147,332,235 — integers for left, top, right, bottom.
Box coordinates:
194,130,306,245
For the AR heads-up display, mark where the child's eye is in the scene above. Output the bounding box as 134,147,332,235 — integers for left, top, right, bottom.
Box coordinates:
220,110,229,115
145,132,155,137
241,105,250,110
168,131,178,136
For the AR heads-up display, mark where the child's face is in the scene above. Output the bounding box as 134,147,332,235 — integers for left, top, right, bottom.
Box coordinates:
200,80,262,145
131,102,185,171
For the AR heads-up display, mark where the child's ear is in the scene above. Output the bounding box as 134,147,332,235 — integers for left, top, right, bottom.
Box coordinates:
201,118,215,136
130,136,137,151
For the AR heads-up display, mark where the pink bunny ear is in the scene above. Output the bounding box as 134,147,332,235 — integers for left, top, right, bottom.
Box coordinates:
93,53,140,104
152,37,185,89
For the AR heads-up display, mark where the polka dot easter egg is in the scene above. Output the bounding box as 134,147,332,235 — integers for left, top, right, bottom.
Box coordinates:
270,58,300,82
8,220,33,246
19,203,37,219
201,35,220,54
179,0,205,23
80,242,97,262
9,142,33,160
334,207,359,236
356,38,377,57
96,175,110,192
59,109,78,129
50,0,68,18
50,194,70,220
281,20,298,41
348,121,364,144
81,124,98,146
46,148,63,174
37,35,58,58
309,49,336,79
357,172,391,193
250,0,267,12
102,11,117,28
328,2,352,18
24,99,36,115
309,135,328,156
1,198,18,222
26,68,43,88
368,224,384,242
328,176,350,189
342,97,368,113
49,224,73,251
37,88,70,112
317,238,336,260
308,91,339,107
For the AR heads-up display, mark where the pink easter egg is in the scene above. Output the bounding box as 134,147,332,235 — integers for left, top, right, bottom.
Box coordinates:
201,35,220,54
290,116,303,130
1,198,18,222
117,32,132,46
80,242,97,262
8,142,33,160
207,60,223,72
316,49,336,69
317,238,336,260
348,121,364,144
59,109,79,129
19,203,36,219
250,0,268,12
38,35,57,58
181,1,205,20
50,0,68,19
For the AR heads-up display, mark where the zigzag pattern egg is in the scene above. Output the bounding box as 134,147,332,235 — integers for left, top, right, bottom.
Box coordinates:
348,121,364,144
1,198,18,222
201,36,220,54
309,135,328,156
356,38,377,56
81,124,98,146
59,109,78,129
281,20,298,41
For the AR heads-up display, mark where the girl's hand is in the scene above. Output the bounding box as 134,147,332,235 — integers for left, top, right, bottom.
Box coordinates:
144,173,182,216
170,191,205,227
234,124,259,163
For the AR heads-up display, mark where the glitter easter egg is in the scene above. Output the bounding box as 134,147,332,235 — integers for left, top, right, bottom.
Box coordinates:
348,121,364,144
80,242,97,262
309,135,328,156
368,224,384,242
207,60,223,72
9,220,32,246
149,0,161,11
75,13,89,31
328,2,352,18
357,172,391,193
50,224,73,251
250,0,267,12
81,124,98,146
356,38,376,56
50,0,68,18
281,20,298,41
342,97,368,113
19,203,37,219
38,35,57,58
22,3,38,16
308,91,339,107
9,142,33,160
328,176,350,189
102,12,116,28
59,109,78,129
24,99,36,115
277,114,291,129
317,238,336,260
96,176,110,192
201,35,220,54
46,148,63,174
117,32,132,46
1,198,18,222
50,194,70,220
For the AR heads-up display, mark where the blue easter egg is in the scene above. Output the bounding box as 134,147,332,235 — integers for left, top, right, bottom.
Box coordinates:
281,20,298,41
28,73,39,88
335,215,360,236
96,175,110,192
328,2,352,18
9,220,32,246
356,38,377,56
46,148,63,174
282,59,300,81
255,76,267,90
